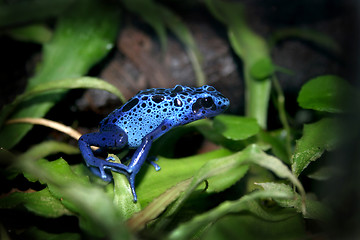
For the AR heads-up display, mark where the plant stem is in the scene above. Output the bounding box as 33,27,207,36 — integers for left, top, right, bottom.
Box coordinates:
272,75,292,160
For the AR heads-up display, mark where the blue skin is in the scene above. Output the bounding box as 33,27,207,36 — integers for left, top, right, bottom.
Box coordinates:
78,85,230,202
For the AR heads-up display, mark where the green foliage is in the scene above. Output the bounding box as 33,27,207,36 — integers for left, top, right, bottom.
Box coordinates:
291,118,341,176
298,75,354,113
0,0,120,149
213,115,260,141
0,77,125,129
0,0,352,239
2,24,52,44
250,57,276,80
0,188,71,218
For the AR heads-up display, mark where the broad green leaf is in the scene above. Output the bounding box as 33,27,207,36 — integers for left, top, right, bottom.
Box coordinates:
205,0,271,128
136,148,233,207
0,188,71,218
0,0,120,149
206,164,248,193
292,118,341,176
258,182,332,221
6,141,79,179
19,157,130,239
156,145,305,229
168,189,293,240
213,115,260,141
201,212,305,240
23,158,89,189
298,75,353,113
192,119,248,151
250,57,275,80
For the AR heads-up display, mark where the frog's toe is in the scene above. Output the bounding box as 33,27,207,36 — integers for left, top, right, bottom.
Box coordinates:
89,167,112,182
150,161,161,171
105,156,116,162
147,156,161,171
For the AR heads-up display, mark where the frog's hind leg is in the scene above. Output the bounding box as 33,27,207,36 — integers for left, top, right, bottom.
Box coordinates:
78,125,130,180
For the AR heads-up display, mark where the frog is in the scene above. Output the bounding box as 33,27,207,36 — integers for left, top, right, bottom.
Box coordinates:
78,85,230,202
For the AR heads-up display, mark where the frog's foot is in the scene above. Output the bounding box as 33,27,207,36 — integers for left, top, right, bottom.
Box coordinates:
87,158,131,180
147,156,161,171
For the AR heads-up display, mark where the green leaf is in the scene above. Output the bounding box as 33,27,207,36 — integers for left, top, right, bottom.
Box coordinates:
0,188,71,218
136,148,233,207
3,24,52,44
213,115,260,141
168,189,293,240
192,119,247,151
206,164,248,193
258,182,332,221
19,157,130,239
6,141,79,180
0,77,125,129
201,213,305,240
292,118,341,176
127,179,192,232
249,57,275,80
298,75,354,113
111,154,142,219
19,140,79,161
0,0,120,149
307,165,341,181
27,77,125,102
156,145,305,229
258,129,290,164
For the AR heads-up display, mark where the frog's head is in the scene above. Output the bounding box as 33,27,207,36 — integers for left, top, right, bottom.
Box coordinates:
190,85,230,120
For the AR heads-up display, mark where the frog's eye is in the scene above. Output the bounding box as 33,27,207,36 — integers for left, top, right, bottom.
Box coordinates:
201,97,214,109
192,97,216,114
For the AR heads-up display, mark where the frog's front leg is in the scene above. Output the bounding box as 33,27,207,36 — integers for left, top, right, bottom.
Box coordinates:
78,125,129,181
122,119,175,202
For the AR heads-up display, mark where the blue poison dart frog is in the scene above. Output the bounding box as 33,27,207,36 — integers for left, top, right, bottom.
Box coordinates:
78,85,230,202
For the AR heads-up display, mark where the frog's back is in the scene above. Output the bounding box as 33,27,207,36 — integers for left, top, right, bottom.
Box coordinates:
100,85,229,148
